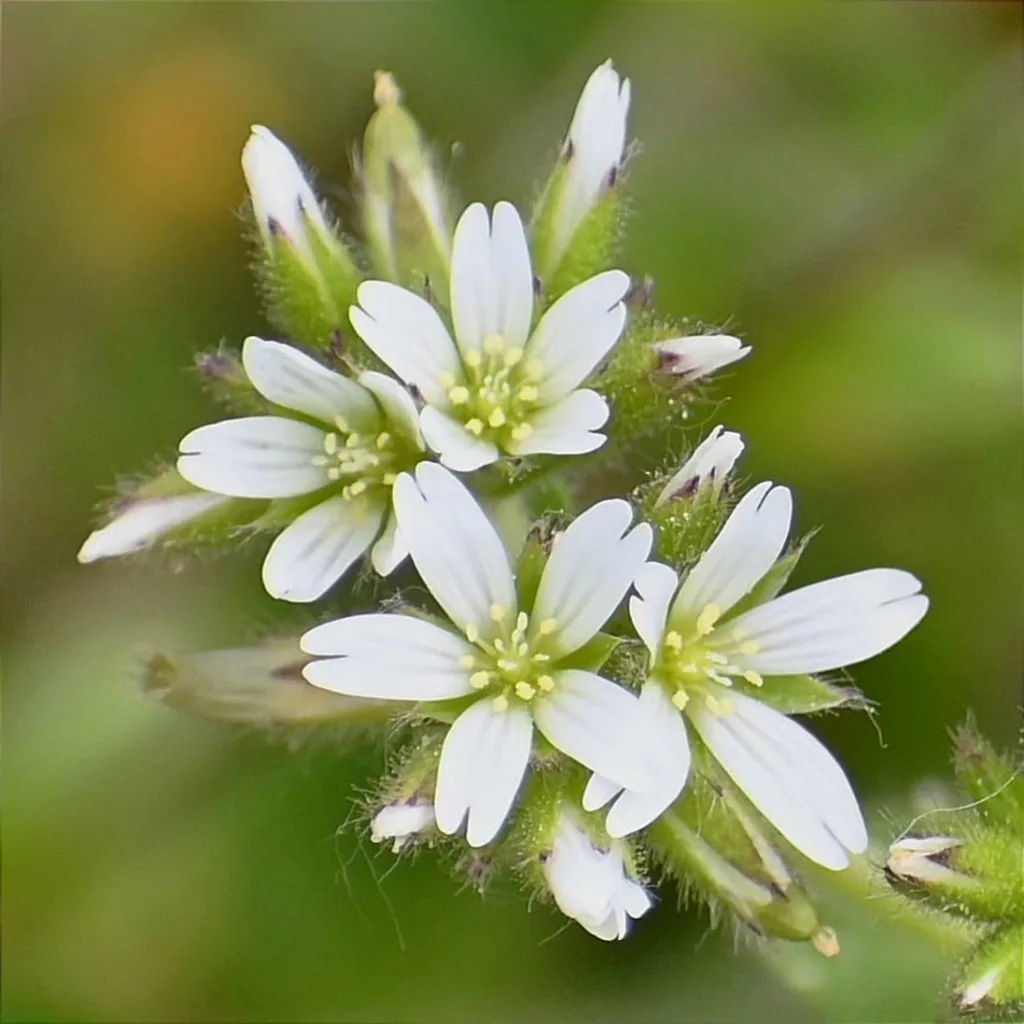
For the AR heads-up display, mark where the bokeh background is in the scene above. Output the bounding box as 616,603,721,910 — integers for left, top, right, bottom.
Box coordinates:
4,3,1021,1022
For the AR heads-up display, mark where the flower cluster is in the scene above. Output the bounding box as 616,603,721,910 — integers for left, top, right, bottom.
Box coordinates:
79,62,928,947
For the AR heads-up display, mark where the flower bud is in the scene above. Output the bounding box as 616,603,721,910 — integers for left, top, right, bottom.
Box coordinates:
652,334,751,382
371,801,435,853
954,925,1024,1013
373,734,443,852
541,808,651,941
359,71,452,295
654,426,744,506
649,777,826,946
242,126,362,350
77,468,241,563
953,717,1024,832
531,60,631,296
142,638,394,732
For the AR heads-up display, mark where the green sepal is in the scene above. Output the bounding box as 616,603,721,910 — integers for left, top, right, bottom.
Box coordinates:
745,674,870,715
142,637,398,739
557,632,621,674
193,346,267,414
643,478,731,572
953,715,1024,833
727,531,818,619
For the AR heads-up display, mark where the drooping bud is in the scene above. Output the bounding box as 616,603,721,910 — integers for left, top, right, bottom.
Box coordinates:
142,638,395,735
954,925,1024,1015
654,425,744,506
531,60,631,297
648,775,826,946
242,126,363,351
358,71,452,296
373,733,443,852
371,802,435,853
77,468,249,563
652,334,751,382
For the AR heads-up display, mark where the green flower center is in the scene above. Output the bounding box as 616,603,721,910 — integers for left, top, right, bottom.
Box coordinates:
655,602,763,715
442,332,543,449
311,414,417,500
460,604,561,709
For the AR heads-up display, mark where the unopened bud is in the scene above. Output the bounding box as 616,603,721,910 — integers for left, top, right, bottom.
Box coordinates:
143,638,394,731
77,469,237,563
953,717,1024,831
652,334,751,382
242,126,362,350
954,925,1024,1013
359,71,452,294
654,425,744,506
371,801,435,853
531,60,631,295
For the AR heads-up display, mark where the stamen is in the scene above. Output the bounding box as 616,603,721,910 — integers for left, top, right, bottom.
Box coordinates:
345,433,362,448
524,358,544,380
439,372,457,388
348,479,367,497
470,671,491,689
672,689,690,710
375,432,391,449
739,640,761,656
696,603,722,636
515,681,536,701
483,333,504,356
536,675,555,692
517,385,538,403
465,418,484,436
497,658,518,672
459,655,477,669
465,351,482,369
503,347,523,367
488,408,507,428
664,631,683,651
465,624,480,644
516,612,529,632
510,423,533,441
537,618,557,635
532,652,551,663
492,694,509,712
490,604,507,623
334,415,349,432
323,434,339,455
705,651,728,665
382,472,397,486
742,670,763,688
327,467,342,481
448,386,469,405
311,455,331,467
516,643,529,656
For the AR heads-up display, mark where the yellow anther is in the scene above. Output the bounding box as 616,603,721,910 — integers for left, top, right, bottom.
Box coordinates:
459,654,477,669
497,658,518,672
510,422,533,441
731,627,748,641
488,407,507,428
537,674,555,692
679,662,699,675
483,333,505,356
532,652,551,663
696,603,722,636
334,415,349,432
375,432,391,449
348,479,367,496
439,372,457,388
311,455,330,467
503,346,523,367
704,693,733,716
515,681,536,701
345,433,362,448
470,671,491,689
492,694,509,712
705,651,728,665
739,640,761,656
490,603,507,623
465,351,483,369
327,467,342,481
517,385,538,403
493,638,506,652
465,418,484,436
382,473,397,485
537,618,557,635
516,612,529,632
742,670,763,688
517,643,529,656
323,434,339,455
524,358,544,380
465,624,479,644
448,386,470,405
672,689,690,710
664,631,683,651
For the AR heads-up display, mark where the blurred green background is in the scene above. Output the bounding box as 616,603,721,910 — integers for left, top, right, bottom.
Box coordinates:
4,3,1021,1022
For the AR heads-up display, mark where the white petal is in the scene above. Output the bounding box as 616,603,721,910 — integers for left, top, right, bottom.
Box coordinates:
653,334,751,381
629,561,680,657
301,613,477,701
77,492,232,563
525,270,630,402
358,370,425,448
449,202,534,356
177,417,327,498
722,569,928,675
434,699,533,847
505,390,609,457
370,510,408,576
419,406,500,471
241,337,378,426
393,464,516,634
672,482,792,621
655,426,745,505
349,281,461,407
582,773,622,812
690,691,867,869
603,682,692,838
533,499,652,657
262,496,384,602
242,125,327,250
371,804,434,847
533,670,649,792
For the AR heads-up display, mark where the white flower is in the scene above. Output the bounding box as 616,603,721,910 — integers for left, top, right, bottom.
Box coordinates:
548,60,631,271
543,809,651,941
371,802,435,853
176,336,425,602
655,425,744,505
77,492,232,563
586,481,929,869
349,202,630,472
653,334,751,382
301,463,653,847
242,125,334,268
